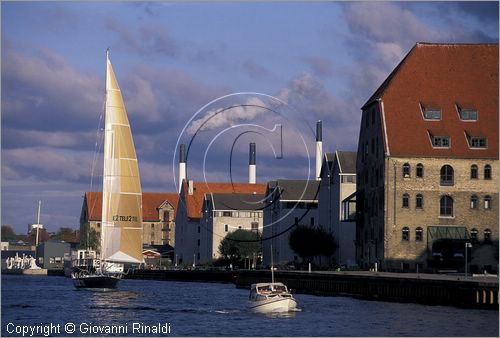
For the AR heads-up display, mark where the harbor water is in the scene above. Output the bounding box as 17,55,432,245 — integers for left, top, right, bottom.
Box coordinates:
1,275,498,337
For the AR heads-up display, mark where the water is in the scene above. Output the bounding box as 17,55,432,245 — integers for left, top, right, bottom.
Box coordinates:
1,275,498,337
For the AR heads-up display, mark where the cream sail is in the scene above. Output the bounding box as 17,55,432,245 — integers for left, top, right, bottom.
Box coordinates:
71,50,143,290
101,50,143,264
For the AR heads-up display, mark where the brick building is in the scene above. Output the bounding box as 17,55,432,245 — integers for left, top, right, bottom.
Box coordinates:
356,43,498,273
80,192,179,247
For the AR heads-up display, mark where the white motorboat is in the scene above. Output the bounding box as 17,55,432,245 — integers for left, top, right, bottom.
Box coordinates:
247,244,298,313
248,282,298,313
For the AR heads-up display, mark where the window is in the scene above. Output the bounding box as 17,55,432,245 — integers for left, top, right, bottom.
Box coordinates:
197,226,200,233
484,195,491,209
223,211,231,217
402,163,411,178
470,165,478,179
402,227,410,241
421,103,441,120
224,224,228,232
484,165,491,180
457,105,478,121
440,165,454,186
402,194,409,208
251,222,259,233
484,229,491,243
432,136,450,148
415,227,423,241
310,218,315,226
470,195,478,209
470,228,478,243
151,224,155,228
416,164,424,178
440,196,454,217
469,137,487,148
416,194,423,209
197,239,200,246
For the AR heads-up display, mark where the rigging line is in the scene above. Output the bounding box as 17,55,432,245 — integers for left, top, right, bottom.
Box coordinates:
88,100,105,221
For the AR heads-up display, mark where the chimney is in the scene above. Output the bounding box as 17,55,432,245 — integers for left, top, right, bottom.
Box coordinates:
179,144,186,193
188,180,194,195
249,143,256,184
315,120,322,181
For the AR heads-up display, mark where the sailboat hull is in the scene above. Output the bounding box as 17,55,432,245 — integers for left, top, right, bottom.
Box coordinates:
72,274,120,290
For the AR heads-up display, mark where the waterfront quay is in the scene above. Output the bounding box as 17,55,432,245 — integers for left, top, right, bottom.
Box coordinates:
125,269,498,310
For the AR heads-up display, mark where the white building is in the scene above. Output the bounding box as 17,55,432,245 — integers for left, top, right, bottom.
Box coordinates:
199,193,264,263
262,179,320,265
174,181,266,265
318,151,357,268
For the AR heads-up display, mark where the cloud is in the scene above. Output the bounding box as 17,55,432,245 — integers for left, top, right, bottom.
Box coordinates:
2,46,102,132
2,147,96,182
303,56,334,77
242,60,272,79
343,2,438,46
186,96,269,135
105,19,178,57
1,128,98,151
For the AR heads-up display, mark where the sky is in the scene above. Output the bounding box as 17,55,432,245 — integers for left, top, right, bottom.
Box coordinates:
1,1,498,235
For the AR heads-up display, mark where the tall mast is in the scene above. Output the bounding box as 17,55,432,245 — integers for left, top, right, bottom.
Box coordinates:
35,200,41,247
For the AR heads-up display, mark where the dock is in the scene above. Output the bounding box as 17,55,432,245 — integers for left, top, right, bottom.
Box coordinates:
125,269,499,310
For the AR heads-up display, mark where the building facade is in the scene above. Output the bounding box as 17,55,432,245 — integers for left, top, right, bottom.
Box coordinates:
318,151,357,267
36,241,71,269
262,180,320,265
80,192,179,248
199,193,264,263
174,181,266,265
356,43,499,273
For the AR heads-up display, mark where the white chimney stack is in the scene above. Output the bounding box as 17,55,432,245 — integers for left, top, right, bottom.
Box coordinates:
249,143,256,184
315,120,322,181
179,144,186,193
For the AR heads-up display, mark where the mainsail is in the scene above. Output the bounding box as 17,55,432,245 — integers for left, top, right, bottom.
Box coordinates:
101,51,143,264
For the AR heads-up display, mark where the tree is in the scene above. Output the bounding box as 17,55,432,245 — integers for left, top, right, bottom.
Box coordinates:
1,225,16,241
218,229,261,268
289,225,336,263
52,227,79,242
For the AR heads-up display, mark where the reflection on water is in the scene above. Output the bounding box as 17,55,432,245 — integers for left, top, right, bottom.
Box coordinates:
1,275,498,337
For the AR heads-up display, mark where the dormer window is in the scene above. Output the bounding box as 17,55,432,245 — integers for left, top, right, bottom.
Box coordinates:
456,104,478,121
464,131,487,149
420,103,441,120
428,131,450,148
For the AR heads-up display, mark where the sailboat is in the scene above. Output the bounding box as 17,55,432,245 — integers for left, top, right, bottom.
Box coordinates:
71,50,144,290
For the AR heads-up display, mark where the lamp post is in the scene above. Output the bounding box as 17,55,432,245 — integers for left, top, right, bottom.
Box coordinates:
465,242,472,278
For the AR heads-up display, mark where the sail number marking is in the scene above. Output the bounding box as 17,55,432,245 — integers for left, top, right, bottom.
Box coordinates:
112,215,138,222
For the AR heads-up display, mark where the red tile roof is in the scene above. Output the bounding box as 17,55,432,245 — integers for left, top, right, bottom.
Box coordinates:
365,43,498,159
84,192,179,222
180,181,267,219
